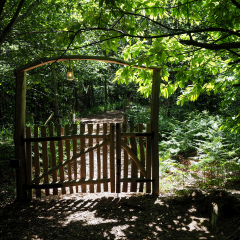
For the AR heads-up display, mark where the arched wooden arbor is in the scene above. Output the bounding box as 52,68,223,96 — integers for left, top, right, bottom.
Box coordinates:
14,55,161,201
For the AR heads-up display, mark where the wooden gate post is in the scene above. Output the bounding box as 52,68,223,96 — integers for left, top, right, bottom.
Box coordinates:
151,70,161,196
15,71,27,201
110,123,115,193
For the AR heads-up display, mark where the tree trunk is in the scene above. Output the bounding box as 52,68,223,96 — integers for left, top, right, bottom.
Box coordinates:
105,75,108,104
0,0,41,47
52,71,60,125
91,81,95,107
74,87,78,113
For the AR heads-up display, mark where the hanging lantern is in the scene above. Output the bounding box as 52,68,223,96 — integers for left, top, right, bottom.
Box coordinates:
67,60,74,81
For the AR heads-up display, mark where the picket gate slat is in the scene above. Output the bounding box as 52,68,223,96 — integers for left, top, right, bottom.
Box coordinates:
110,123,115,193
80,124,86,193
130,123,138,192
103,123,108,192
116,123,121,194
138,124,145,192
49,125,58,195
72,124,78,193
65,125,73,194
122,123,128,192
146,124,152,193
57,125,66,194
34,126,41,197
41,126,49,196
88,124,94,193
96,124,101,192
26,127,33,200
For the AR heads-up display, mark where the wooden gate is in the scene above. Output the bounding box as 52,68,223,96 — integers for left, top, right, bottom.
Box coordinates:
116,123,152,194
23,123,153,200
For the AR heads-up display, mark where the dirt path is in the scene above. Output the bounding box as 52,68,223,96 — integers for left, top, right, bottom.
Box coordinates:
1,189,240,240
78,110,124,124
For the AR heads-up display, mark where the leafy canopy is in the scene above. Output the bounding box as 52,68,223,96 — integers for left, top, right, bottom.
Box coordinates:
75,0,240,130
1,0,240,131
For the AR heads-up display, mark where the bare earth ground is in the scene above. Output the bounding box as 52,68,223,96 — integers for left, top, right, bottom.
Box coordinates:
1,110,240,240
78,110,124,124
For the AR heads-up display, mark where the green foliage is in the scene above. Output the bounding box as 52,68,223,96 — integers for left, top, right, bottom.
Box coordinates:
1,0,240,194
126,102,151,124
0,127,16,201
159,111,217,155
1,0,240,132
158,110,240,189
125,103,240,189
79,102,123,118
0,128,15,161
75,0,240,132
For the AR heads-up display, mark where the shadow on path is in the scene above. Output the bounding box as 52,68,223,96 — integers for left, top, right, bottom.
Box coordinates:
1,190,240,239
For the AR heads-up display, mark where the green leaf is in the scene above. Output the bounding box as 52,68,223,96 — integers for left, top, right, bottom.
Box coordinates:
164,76,168,82
163,88,168,98
145,57,150,67
179,80,185,89
142,19,147,27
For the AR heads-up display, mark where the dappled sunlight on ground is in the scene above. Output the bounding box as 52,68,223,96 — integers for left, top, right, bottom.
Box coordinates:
78,110,124,124
1,190,240,239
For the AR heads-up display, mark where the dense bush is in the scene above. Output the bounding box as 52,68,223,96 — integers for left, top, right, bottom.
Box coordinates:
126,103,240,189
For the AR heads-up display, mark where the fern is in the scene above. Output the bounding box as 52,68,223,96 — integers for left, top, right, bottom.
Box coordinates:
158,110,240,189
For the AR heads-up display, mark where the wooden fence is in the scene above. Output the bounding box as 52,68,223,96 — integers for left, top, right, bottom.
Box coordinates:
23,123,153,199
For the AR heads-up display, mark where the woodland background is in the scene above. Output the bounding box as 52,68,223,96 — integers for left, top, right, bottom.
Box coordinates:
1,1,240,239
1,0,240,204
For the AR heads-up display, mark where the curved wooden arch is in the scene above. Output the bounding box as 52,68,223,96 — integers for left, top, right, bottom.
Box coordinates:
15,55,161,74
14,54,161,201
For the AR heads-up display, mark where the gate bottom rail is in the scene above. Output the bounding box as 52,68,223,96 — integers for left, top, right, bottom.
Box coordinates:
24,178,110,190
120,178,153,183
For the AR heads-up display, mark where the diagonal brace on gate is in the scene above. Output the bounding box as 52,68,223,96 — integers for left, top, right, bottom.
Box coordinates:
31,139,109,184
121,140,147,178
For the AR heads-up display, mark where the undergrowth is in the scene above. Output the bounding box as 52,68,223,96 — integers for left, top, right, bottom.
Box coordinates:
126,104,240,190
78,101,123,119
0,127,16,203
158,111,240,190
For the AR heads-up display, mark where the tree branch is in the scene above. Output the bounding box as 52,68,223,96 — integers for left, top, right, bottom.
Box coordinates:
103,10,240,38
229,59,240,65
180,39,240,50
0,0,40,47
231,0,240,9
15,0,40,25
227,49,240,65
228,49,240,57
118,10,185,32
110,14,124,29
9,30,75,39
0,0,6,18
0,0,25,47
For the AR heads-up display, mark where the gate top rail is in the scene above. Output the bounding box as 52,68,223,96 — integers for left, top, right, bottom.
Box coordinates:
23,133,110,142
121,132,153,137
